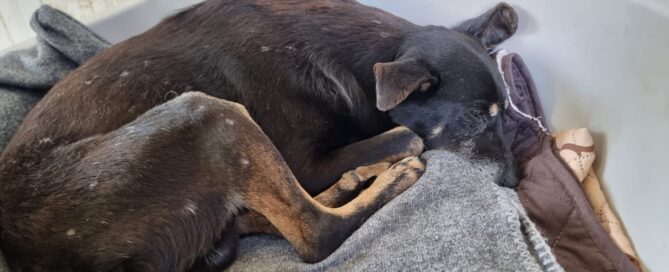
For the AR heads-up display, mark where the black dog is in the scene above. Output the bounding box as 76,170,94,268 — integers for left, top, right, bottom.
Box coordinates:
148,0,518,193
0,0,518,271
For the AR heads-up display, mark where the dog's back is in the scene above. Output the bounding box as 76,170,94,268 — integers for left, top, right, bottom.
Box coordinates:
2,0,417,191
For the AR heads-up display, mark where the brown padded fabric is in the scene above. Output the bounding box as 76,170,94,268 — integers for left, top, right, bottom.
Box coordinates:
499,53,637,272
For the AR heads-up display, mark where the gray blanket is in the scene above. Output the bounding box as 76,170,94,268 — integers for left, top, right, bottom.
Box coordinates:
228,151,562,272
0,5,110,151
0,6,562,272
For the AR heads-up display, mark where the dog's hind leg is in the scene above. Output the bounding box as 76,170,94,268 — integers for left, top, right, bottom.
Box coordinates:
313,162,391,208
146,94,427,263
242,151,424,263
113,92,422,266
236,161,392,236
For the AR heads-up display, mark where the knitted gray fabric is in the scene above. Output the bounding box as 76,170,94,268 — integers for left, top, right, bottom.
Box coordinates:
0,5,110,151
227,151,563,272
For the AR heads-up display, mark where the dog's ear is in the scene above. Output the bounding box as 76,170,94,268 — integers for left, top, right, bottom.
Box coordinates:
453,2,518,50
373,58,437,111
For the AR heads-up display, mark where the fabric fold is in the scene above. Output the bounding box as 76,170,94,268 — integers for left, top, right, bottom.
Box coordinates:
0,5,110,151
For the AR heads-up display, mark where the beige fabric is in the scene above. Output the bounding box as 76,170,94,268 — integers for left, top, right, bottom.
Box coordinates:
554,128,642,270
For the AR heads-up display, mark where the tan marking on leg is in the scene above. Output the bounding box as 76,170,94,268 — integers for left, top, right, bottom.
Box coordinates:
314,162,391,207
489,103,500,116
334,156,425,217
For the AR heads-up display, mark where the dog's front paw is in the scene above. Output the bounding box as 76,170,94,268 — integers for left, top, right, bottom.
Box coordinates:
386,126,425,159
375,156,426,196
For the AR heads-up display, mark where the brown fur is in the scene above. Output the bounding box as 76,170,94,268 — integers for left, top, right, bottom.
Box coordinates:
0,92,423,271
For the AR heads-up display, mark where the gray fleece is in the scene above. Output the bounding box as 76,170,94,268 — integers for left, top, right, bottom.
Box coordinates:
227,151,563,272
0,5,110,151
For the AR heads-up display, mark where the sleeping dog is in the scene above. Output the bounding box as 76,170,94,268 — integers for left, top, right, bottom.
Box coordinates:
0,0,518,271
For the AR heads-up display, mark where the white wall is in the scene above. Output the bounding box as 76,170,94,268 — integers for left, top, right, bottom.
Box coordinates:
0,0,134,51
359,0,668,270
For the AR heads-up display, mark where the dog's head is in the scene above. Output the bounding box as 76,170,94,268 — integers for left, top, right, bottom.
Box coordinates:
374,3,519,187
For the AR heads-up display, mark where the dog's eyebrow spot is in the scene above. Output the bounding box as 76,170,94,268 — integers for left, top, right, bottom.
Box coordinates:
489,103,500,117
66,229,76,236
430,125,444,137
183,200,198,215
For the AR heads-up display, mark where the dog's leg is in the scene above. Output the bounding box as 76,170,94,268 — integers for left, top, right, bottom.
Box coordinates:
244,155,424,263
236,161,392,236
2,92,422,270
299,126,424,194
313,162,391,208
105,92,421,266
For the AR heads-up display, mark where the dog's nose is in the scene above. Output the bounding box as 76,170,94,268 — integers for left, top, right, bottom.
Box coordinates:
498,159,519,188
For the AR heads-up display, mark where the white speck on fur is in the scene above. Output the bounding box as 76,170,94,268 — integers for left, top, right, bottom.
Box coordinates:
143,60,150,67
379,32,391,38
38,138,52,145
372,20,382,25
89,180,98,189
285,46,296,51
120,71,130,77
84,80,93,85
126,239,135,244
420,82,431,91
261,46,271,52
225,119,235,125
430,125,444,137
240,158,249,166
183,200,198,215
66,229,76,236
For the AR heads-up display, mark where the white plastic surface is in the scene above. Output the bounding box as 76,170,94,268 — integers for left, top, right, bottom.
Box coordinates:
3,0,668,270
